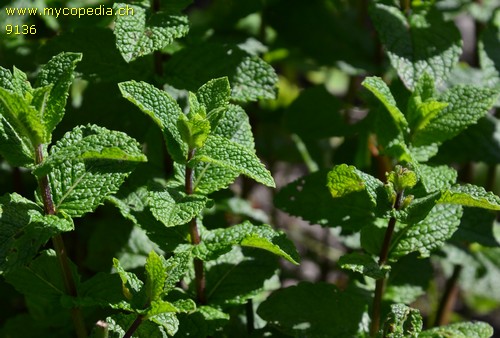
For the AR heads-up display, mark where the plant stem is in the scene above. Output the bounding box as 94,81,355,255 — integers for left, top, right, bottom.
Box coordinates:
370,191,404,337
35,144,87,338
434,264,463,327
185,148,206,304
123,315,144,338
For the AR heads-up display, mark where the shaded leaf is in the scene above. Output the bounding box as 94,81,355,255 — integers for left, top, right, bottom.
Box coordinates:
113,3,189,62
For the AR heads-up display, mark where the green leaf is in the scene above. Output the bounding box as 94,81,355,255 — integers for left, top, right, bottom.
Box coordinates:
163,42,278,102
163,252,191,294
0,193,73,274
417,164,457,193
390,204,463,259
0,87,42,148
203,247,279,305
381,304,422,338
327,164,386,209
42,125,143,217
35,52,82,140
119,81,187,163
145,251,167,303
439,184,500,210
327,164,370,198
185,104,254,194
419,321,493,338
370,4,461,89
75,272,128,309
0,112,34,167
275,170,378,231
191,135,275,188
407,73,450,138
194,221,299,264
386,165,418,192
113,257,145,308
177,112,211,149
107,184,190,253
113,3,189,62
257,282,369,338
196,77,231,119
384,254,433,304
338,252,386,279
436,115,500,164
412,86,499,146
106,313,174,337
34,124,146,177
175,306,230,338
148,187,208,227
451,208,500,247
4,250,75,326
362,77,409,131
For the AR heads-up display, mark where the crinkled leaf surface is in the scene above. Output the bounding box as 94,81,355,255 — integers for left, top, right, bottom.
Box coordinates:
194,221,299,264
163,251,191,292
184,104,254,194
327,164,384,205
0,87,45,146
390,204,463,259
145,251,166,303
362,77,408,131
43,124,144,217
275,170,377,232
113,3,189,62
381,304,422,338
439,184,500,210
338,252,386,279
0,193,73,274
412,86,499,146
257,282,368,338
370,4,461,89
419,321,493,338
149,186,208,227
196,77,230,117
106,313,173,337
191,135,275,187
108,184,190,253
34,124,146,177
35,52,82,139
163,42,277,102
417,164,457,193
119,80,187,163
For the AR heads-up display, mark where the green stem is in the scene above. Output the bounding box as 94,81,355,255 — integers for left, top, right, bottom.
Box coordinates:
370,191,404,337
35,144,87,338
290,134,318,173
185,148,206,304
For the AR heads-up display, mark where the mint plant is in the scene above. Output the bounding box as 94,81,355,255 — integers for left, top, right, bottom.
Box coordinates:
2,0,500,337
109,76,299,336
0,52,146,337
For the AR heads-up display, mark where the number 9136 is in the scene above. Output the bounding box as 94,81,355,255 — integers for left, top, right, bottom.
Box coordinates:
5,24,36,35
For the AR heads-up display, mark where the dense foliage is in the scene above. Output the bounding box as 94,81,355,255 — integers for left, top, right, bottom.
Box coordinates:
1,0,499,337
